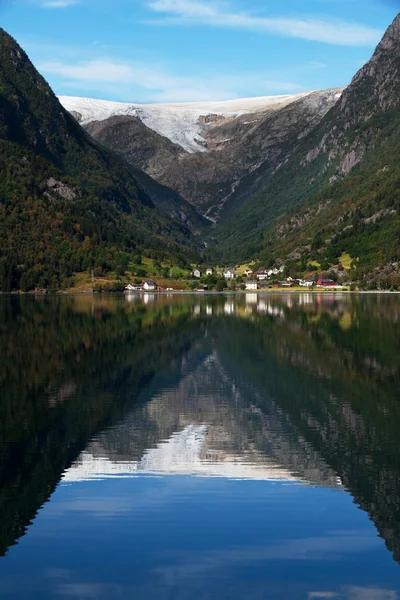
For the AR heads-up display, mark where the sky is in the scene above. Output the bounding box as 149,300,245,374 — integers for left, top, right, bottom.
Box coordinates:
1,0,399,104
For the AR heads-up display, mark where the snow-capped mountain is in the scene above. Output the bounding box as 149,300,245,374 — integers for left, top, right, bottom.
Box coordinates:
60,92,317,154
60,88,344,220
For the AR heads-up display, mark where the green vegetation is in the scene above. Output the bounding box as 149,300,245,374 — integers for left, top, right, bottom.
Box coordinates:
209,17,400,288
0,29,200,292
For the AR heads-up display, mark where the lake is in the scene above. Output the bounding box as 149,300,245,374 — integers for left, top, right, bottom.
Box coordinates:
1,292,400,599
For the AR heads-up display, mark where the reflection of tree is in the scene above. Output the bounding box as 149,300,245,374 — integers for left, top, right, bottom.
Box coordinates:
212,301,400,566
85,341,339,487
0,295,202,556
2,292,400,568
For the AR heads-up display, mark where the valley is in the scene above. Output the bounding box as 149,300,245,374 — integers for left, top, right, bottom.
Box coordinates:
1,14,400,292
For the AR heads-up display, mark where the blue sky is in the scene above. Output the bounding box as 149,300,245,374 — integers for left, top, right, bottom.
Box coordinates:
1,0,399,103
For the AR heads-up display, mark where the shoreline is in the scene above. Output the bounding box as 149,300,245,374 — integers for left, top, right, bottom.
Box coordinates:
3,289,400,296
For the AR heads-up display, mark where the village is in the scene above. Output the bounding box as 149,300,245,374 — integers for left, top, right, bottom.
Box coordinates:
125,264,350,293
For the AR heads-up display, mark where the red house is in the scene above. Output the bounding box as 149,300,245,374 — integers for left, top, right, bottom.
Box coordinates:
317,279,335,287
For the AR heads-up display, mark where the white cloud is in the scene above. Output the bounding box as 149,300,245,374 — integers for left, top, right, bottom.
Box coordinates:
41,0,79,7
39,57,305,102
146,0,382,46
40,60,134,82
309,61,327,68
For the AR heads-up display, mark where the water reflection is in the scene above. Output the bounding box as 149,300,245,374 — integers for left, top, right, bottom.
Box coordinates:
64,346,341,486
1,293,400,598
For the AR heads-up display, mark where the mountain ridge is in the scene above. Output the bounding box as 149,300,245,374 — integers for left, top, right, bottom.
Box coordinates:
214,12,400,275
60,91,324,153
0,28,201,291
61,87,343,221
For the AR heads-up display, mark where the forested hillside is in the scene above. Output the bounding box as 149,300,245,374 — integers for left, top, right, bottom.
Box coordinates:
213,13,400,283
0,29,200,292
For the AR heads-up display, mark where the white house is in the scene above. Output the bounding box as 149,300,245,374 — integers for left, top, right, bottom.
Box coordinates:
299,280,314,288
257,270,269,281
246,282,258,291
244,269,253,277
143,280,157,291
125,284,142,291
192,269,201,278
224,269,235,279
206,268,213,276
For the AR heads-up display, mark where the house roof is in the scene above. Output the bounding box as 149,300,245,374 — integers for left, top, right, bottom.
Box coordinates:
143,280,156,285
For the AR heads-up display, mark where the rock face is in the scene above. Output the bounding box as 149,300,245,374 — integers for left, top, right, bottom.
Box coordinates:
0,27,203,293
160,89,343,222
85,114,182,180
299,13,400,173
46,177,77,201
59,13,400,265
61,90,343,221
214,13,400,261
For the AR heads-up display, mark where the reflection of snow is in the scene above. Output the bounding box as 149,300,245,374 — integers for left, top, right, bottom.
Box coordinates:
63,424,307,483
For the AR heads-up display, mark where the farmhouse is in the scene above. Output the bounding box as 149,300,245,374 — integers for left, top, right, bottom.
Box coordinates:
224,269,236,279
143,280,157,291
317,279,335,287
299,280,314,288
206,268,213,275
245,282,258,291
125,284,142,291
257,270,269,281
192,269,201,278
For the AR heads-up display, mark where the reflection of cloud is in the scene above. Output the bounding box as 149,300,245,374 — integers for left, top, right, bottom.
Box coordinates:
45,568,73,580
308,591,398,600
154,531,380,583
348,587,398,600
48,497,134,516
51,580,400,600
57,582,120,598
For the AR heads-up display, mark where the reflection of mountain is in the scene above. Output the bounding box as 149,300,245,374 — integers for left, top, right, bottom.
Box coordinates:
3,293,400,572
65,293,400,568
210,300,400,567
0,295,202,556
65,346,341,487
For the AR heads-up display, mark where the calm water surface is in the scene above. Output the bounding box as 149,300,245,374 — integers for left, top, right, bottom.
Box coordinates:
1,293,400,599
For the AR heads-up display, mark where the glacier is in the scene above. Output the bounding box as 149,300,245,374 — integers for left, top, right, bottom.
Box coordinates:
59,92,316,153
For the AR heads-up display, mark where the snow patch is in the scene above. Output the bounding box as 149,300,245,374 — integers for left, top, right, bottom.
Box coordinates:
62,424,306,482
60,92,318,153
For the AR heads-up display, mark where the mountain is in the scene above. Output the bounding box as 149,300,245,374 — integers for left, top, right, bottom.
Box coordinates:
81,114,206,229
0,29,201,292
215,13,400,276
60,90,342,222
60,14,400,283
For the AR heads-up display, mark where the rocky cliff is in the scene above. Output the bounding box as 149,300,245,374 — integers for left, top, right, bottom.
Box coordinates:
215,13,400,265
61,90,342,221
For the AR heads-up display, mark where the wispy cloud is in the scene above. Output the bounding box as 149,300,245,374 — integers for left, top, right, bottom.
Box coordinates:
41,0,79,7
39,57,305,102
40,59,134,83
309,61,327,68
146,0,382,46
